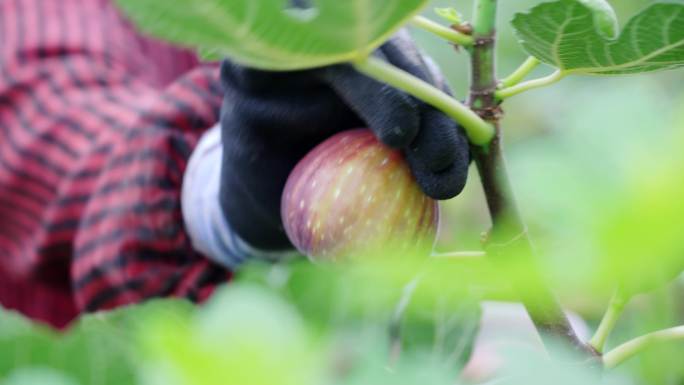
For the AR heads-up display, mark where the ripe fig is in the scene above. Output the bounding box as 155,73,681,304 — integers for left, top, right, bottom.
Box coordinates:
281,129,439,261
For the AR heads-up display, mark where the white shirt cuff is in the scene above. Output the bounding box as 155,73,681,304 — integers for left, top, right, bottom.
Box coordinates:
181,124,297,269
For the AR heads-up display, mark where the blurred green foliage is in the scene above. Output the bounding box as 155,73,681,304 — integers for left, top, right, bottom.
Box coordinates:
0,267,481,385
2,0,684,384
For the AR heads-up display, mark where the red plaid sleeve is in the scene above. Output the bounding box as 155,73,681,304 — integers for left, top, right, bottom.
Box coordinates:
0,0,232,328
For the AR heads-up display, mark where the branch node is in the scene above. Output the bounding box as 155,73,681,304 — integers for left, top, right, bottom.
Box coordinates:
470,104,504,121
473,35,495,47
451,22,473,35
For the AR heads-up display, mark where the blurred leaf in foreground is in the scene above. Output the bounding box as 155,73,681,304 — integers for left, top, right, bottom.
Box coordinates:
139,284,324,385
115,0,429,70
508,79,684,299
493,340,631,385
238,258,485,380
328,328,457,385
238,256,495,330
0,301,165,385
612,288,684,385
397,278,481,378
2,367,79,385
596,159,684,296
593,96,684,296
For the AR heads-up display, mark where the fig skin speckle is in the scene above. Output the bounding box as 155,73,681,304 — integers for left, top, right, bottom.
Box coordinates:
281,129,439,261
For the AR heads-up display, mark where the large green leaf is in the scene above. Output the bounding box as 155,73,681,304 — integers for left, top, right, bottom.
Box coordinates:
115,0,428,70
512,0,684,75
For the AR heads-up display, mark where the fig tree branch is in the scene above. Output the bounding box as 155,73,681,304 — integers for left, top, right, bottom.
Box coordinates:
468,0,598,360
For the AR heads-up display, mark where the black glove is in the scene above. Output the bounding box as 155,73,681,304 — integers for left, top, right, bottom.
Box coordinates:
219,32,470,251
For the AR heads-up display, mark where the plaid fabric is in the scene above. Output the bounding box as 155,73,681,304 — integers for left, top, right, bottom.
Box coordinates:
0,0,232,328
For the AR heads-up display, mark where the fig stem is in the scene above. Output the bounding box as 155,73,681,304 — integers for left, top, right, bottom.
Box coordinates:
499,56,541,88
410,15,474,47
495,70,565,99
603,325,684,368
468,0,599,362
589,288,630,353
352,56,494,145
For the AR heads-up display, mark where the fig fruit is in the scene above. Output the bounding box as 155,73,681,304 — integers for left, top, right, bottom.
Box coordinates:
281,129,439,261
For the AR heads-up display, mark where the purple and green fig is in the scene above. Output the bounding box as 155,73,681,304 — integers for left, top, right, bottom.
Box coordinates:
281,129,440,261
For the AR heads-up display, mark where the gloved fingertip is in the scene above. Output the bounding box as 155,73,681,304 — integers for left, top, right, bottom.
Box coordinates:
422,165,469,200
407,107,470,172
406,149,470,200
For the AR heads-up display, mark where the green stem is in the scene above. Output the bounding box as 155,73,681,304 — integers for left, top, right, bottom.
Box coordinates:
495,70,565,99
500,56,541,88
472,0,498,36
352,56,494,145
410,15,474,46
588,289,630,353
603,326,684,368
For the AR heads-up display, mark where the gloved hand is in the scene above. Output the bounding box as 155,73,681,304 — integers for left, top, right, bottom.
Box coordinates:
219,31,470,251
